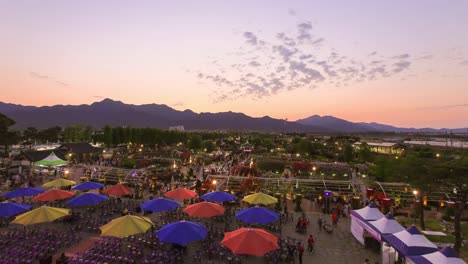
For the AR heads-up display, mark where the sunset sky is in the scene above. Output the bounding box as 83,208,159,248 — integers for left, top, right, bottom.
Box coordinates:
1,1,467,128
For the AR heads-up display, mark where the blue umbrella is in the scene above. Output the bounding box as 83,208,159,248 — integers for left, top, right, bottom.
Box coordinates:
71,181,105,191
2,187,45,198
155,220,208,246
201,191,236,203
236,206,279,225
0,202,32,217
140,198,179,213
66,193,109,206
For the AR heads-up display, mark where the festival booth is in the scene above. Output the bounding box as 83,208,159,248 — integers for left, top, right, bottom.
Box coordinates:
406,246,466,264
369,213,405,264
382,226,438,263
350,202,385,246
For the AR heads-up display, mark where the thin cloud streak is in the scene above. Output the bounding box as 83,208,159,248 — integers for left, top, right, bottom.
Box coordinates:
418,103,468,110
29,71,71,88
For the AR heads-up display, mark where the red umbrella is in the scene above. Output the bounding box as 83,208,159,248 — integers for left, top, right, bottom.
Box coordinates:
164,188,196,200
183,202,225,218
221,227,279,256
33,189,75,202
103,184,133,196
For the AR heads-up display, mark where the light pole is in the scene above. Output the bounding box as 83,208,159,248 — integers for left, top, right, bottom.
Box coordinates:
413,190,418,224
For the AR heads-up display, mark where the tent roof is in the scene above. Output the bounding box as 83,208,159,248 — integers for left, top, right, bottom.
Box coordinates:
35,151,68,167
58,143,102,154
351,202,385,221
370,213,405,235
21,149,66,162
408,246,466,264
383,226,438,257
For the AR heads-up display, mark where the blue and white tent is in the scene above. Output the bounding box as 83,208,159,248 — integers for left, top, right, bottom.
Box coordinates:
407,246,466,264
382,226,438,257
369,213,405,240
350,202,385,245
351,202,385,221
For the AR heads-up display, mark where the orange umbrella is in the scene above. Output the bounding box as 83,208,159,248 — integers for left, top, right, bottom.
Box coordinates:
221,227,279,256
183,202,225,218
164,188,196,200
103,184,133,196
33,189,75,202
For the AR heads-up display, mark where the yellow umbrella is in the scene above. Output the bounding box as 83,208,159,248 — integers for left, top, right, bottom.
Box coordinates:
11,206,70,225
243,192,278,205
99,215,154,238
42,178,76,188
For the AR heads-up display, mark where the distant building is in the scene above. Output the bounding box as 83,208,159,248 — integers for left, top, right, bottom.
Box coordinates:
404,140,468,149
354,142,406,155
57,143,102,155
57,143,102,162
169,125,185,131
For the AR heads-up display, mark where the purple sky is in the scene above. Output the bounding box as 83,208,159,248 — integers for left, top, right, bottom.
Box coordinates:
1,0,468,128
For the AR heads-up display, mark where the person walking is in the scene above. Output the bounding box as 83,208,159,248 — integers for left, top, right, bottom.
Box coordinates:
298,242,304,264
307,234,315,254
318,215,323,232
332,212,338,226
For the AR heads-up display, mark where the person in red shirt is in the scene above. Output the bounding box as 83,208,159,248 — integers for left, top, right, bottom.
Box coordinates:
332,213,338,226
307,234,315,254
298,242,304,264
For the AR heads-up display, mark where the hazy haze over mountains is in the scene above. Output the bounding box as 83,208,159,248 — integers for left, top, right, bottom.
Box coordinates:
0,99,466,133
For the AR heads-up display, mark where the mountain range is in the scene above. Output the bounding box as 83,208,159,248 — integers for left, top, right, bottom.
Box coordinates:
1,99,466,133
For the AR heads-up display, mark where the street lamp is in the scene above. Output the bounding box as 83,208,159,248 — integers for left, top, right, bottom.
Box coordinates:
412,190,419,224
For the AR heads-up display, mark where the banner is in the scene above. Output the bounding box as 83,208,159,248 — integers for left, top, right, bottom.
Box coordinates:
351,214,382,246
351,215,365,245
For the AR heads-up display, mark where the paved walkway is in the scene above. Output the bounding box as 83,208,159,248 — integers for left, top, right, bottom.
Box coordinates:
276,200,380,264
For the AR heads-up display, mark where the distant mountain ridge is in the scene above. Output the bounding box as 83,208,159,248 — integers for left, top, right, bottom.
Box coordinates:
0,99,466,133
0,99,326,132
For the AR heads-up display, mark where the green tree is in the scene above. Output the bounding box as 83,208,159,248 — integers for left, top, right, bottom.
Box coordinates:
63,125,75,142
0,113,19,156
103,125,113,146
188,134,202,150
343,143,354,162
23,127,39,144
256,159,286,173
73,124,83,142
294,139,311,156
38,126,62,143
437,157,468,254
201,140,215,152
83,125,94,142
358,142,372,162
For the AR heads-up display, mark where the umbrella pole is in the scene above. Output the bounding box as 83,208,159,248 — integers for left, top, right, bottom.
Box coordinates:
208,230,212,260
280,213,282,239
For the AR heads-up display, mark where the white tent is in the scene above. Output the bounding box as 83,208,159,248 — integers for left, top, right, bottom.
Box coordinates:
369,213,405,264
352,202,385,221
350,202,385,245
407,246,467,264
382,226,438,257
370,213,405,239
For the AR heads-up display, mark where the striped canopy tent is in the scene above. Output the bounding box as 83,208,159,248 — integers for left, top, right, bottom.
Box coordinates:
369,213,405,241
382,226,438,257
350,202,385,245
407,246,467,264
35,151,68,167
